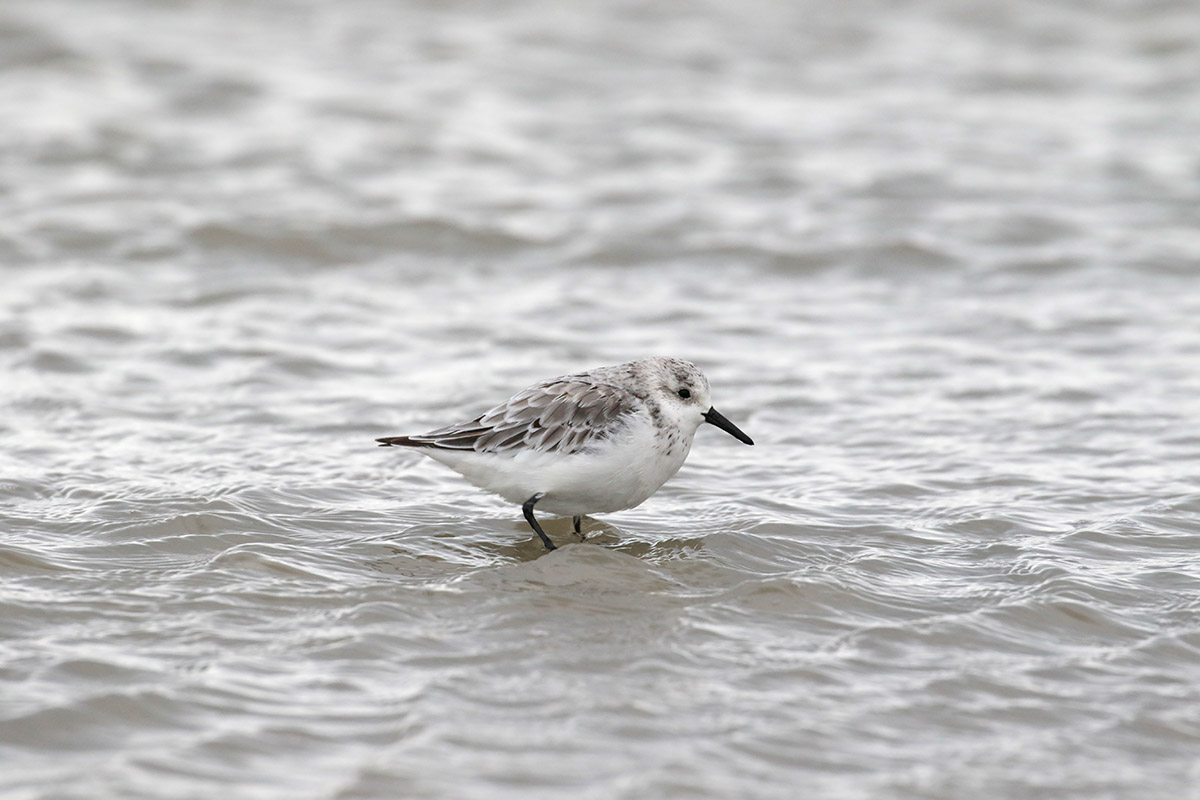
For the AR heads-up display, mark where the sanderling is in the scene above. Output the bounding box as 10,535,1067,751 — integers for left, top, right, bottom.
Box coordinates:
376,357,754,551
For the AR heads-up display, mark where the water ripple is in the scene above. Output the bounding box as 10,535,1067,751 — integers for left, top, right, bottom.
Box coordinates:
4,0,1200,797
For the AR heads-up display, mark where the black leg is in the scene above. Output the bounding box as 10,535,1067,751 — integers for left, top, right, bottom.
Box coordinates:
522,493,556,551
573,515,582,535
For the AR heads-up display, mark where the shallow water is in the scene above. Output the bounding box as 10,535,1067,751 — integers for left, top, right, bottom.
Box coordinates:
3,0,1200,798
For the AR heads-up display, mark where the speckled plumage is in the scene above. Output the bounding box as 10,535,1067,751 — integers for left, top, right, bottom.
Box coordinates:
384,376,638,455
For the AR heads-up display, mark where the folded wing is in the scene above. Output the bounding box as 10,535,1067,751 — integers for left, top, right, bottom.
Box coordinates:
377,379,636,455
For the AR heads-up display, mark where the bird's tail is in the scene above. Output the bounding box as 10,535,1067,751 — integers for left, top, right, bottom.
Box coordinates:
376,436,420,447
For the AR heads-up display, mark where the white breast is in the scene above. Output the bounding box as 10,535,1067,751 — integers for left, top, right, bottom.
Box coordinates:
423,411,697,517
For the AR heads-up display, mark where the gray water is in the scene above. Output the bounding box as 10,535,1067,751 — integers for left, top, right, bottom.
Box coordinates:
3,1,1200,798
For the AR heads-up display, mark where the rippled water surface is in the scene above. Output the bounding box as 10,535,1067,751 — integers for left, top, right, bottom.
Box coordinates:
3,1,1200,798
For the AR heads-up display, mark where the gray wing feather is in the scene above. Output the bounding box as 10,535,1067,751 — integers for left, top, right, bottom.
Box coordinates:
396,379,637,454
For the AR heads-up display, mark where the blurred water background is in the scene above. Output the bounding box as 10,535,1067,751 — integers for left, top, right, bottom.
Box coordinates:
2,0,1200,798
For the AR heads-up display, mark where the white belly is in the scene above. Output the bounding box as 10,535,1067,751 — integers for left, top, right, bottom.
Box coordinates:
422,417,695,516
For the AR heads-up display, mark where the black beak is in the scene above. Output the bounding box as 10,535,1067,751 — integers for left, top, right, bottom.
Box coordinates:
703,406,754,445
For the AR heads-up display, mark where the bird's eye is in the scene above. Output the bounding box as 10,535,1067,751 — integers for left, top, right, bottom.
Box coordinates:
677,388,691,399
